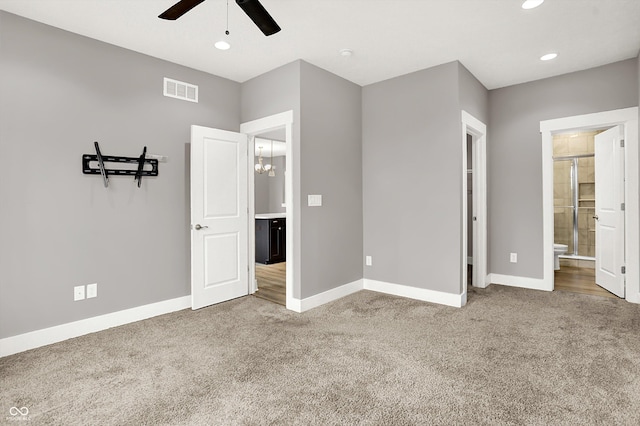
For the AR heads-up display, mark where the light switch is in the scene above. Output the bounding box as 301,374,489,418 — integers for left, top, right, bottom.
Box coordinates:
308,195,322,207
87,283,98,299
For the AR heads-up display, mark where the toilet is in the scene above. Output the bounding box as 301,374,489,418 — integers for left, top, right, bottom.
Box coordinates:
554,244,568,270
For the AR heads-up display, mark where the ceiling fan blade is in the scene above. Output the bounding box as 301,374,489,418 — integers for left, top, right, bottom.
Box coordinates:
235,0,281,36
159,0,206,20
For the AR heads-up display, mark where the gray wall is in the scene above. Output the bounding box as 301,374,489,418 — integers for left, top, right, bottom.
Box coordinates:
240,60,302,297
459,62,489,267
299,61,363,298
488,59,639,279
458,63,490,124
240,61,301,125
241,60,363,299
362,62,463,294
0,12,240,338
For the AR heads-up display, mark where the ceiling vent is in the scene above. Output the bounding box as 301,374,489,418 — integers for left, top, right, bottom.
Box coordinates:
163,77,198,103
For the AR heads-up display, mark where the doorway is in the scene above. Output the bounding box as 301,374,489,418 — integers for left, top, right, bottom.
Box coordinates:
253,133,287,305
540,107,639,303
551,128,618,298
240,111,296,310
461,111,488,303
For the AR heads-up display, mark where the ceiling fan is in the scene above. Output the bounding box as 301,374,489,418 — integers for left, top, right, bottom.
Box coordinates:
159,0,281,36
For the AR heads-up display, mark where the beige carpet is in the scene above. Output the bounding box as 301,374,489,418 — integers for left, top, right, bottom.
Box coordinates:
1,285,639,425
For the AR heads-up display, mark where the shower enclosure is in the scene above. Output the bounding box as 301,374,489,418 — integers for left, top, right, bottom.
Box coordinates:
553,154,596,259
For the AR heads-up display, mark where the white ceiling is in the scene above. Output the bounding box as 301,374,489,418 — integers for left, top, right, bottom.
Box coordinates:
1,0,639,89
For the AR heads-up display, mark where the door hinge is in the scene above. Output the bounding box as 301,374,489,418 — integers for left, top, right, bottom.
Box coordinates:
621,203,625,211
620,139,625,148
621,266,626,274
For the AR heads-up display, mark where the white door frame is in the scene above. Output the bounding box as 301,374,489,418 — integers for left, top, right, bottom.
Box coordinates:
540,107,639,303
240,111,297,310
462,111,488,303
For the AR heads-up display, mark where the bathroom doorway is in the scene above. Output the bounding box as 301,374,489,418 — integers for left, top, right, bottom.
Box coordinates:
540,107,639,303
552,129,616,298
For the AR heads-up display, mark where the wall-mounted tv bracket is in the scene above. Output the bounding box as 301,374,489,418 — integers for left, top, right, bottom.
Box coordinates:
82,141,158,188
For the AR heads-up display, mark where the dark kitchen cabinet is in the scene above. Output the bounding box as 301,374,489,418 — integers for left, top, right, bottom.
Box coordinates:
255,218,286,264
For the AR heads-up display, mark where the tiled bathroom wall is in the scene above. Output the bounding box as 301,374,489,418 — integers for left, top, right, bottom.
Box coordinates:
553,130,601,268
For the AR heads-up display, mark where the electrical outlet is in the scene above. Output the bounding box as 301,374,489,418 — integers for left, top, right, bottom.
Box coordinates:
86,283,98,299
510,253,518,263
74,285,85,301
365,256,372,266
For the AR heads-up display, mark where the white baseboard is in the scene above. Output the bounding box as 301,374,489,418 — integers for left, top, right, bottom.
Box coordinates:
3,277,469,356
364,279,464,308
286,297,302,313
626,289,640,304
288,279,364,313
488,273,552,292
0,296,191,358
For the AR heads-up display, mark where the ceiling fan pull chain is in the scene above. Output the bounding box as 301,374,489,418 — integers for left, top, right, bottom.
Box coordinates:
225,0,230,36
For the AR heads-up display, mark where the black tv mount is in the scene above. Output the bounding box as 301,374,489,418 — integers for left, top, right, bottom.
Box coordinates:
82,141,158,188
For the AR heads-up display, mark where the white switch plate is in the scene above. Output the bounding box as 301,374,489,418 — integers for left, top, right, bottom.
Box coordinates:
74,285,85,301
365,256,372,266
308,194,322,207
510,253,518,263
86,283,98,299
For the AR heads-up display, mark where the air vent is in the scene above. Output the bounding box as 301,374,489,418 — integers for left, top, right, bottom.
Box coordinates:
163,77,198,103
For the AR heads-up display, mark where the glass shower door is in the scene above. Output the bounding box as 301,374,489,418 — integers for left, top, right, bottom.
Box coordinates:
553,159,575,254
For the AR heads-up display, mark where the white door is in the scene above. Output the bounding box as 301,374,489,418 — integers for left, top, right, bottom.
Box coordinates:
191,125,248,310
594,125,625,298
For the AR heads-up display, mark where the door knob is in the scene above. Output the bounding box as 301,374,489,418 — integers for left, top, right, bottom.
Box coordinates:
592,215,599,220
194,224,208,230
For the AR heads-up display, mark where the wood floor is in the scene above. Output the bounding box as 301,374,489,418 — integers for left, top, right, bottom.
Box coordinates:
554,266,618,299
255,264,616,306
254,262,286,306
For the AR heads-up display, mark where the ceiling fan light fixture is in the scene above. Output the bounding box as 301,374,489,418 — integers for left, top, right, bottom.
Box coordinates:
540,53,558,61
522,0,544,9
215,2,231,50
159,0,281,37
215,40,231,50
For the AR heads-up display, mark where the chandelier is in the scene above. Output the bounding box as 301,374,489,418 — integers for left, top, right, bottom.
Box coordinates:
255,140,275,177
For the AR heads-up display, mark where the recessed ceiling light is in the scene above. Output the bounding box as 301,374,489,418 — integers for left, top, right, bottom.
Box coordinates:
215,40,231,50
540,53,557,61
339,48,353,58
522,0,544,9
